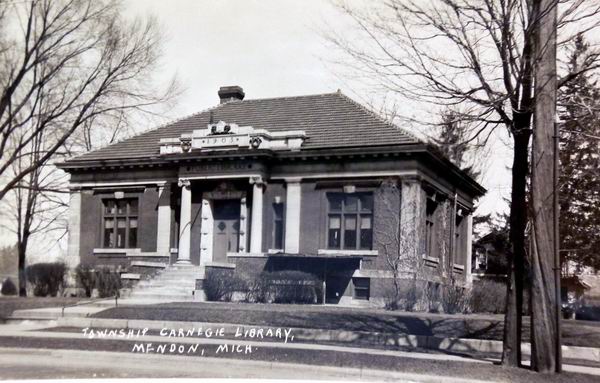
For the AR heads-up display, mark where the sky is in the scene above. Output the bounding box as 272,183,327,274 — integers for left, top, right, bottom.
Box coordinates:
0,0,513,260
122,0,511,216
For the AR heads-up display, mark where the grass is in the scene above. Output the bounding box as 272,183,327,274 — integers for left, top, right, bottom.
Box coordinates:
0,296,84,321
92,301,600,348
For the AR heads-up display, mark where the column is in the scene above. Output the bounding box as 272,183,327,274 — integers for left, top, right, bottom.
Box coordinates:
66,189,81,285
177,178,192,264
400,178,424,262
284,178,301,253
465,213,474,285
156,184,171,257
250,176,264,253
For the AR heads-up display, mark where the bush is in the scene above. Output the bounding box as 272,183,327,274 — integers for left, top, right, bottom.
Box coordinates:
95,267,121,298
470,279,506,314
425,281,442,313
441,281,471,314
75,265,96,298
384,278,422,311
1,278,17,296
203,268,239,302
262,270,322,304
26,262,66,297
242,274,270,303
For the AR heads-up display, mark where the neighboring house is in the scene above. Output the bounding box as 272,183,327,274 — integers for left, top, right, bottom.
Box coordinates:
472,231,509,281
57,86,485,306
562,259,600,309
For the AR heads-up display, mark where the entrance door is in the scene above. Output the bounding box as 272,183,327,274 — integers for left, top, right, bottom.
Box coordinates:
212,199,241,263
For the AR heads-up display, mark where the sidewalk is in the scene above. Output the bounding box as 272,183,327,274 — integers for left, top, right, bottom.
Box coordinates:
0,346,492,382
6,302,600,365
0,326,598,381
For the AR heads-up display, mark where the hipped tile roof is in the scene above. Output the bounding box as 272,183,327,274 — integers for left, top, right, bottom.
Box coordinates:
70,92,420,162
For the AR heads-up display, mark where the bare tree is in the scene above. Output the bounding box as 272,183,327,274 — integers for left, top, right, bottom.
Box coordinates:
0,0,178,202
326,0,600,368
0,0,177,296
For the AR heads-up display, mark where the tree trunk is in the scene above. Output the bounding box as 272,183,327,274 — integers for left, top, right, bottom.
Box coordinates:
530,0,559,373
502,127,531,367
17,240,27,297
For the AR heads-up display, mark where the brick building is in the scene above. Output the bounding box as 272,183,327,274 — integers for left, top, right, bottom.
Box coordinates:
58,86,485,305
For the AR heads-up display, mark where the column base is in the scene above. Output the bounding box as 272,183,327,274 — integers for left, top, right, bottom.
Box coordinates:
174,260,192,266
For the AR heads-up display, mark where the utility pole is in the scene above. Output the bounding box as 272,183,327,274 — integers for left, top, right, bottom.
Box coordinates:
530,0,560,373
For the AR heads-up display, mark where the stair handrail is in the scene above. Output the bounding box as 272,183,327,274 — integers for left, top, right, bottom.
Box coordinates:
61,294,119,318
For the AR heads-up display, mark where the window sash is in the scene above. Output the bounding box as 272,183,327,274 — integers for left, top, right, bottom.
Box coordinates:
327,193,373,250
102,199,138,249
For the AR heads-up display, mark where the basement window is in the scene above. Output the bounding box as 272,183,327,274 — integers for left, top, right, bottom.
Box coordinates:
353,277,370,300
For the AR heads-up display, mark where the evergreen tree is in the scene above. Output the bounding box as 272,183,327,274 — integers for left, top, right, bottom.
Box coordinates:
558,35,600,271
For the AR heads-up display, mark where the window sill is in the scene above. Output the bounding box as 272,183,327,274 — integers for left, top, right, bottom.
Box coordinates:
318,249,378,257
422,255,440,267
93,248,141,254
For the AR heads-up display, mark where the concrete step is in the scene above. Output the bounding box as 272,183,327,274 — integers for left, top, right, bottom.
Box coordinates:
135,281,196,289
130,290,194,297
127,294,194,303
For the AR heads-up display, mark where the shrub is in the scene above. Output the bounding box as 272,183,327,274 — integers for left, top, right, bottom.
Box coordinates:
441,281,471,314
26,262,66,297
424,281,442,313
263,270,322,304
470,279,506,314
243,274,270,303
1,278,17,296
75,265,96,298
95,267,121,298
203,268,238,302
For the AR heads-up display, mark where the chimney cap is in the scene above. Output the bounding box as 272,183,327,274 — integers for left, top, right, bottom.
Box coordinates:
218,86,245,104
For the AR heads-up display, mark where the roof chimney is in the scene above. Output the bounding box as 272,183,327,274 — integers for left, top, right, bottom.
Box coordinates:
218,86,245,104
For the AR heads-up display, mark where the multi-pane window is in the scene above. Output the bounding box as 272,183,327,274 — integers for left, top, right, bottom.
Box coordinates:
102,199,138,249
425,198,437,258
327,192,373,250
353,277,370,300
273,202,285,250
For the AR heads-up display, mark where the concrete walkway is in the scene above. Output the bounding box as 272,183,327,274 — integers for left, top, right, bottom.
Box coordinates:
0,346,491,382
0,323,599,377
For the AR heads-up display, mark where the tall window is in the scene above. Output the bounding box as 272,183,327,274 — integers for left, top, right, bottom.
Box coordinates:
327,192,373,250
453,214,465,263
425,198,437,257
273,202,285,250
103,199,138,248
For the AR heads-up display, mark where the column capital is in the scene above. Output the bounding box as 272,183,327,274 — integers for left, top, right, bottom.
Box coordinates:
249,176,266,186
178,178,191,188
283,177,302,184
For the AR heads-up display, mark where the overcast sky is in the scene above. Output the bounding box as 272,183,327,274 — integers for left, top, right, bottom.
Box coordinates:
1,0,512,259
124,0,511,215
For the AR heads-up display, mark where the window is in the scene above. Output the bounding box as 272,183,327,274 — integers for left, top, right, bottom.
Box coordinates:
353,277,370,300
453,214,465,264
425,198,437,258
327,192,373,250
273,202,285,250
102,199,138,248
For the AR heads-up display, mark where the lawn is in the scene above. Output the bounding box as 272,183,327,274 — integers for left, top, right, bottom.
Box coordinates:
0,296,84,321
92,301,600,348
